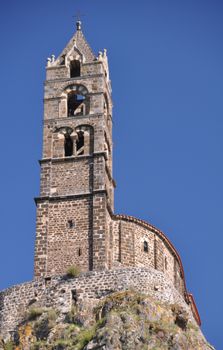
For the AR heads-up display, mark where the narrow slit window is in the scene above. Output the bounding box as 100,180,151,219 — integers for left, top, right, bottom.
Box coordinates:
68,220,75,229
144,241,148,253
71,290,77,304
78,248,82,256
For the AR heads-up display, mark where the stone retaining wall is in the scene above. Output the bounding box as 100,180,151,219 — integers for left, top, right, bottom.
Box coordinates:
0,267,194,339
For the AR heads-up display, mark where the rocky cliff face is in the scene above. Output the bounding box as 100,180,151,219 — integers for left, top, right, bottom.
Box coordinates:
0,290,214,350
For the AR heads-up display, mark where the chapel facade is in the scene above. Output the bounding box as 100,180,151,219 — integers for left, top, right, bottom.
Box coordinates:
33,22,199,324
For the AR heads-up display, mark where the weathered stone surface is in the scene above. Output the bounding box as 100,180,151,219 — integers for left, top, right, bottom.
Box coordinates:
33,22,188,316
0,22,207,349
34,23,114,279
32,21,189,321
0,267,194,339
0,290,214,349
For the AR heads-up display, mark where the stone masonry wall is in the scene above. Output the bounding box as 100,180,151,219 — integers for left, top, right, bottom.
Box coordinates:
34,26,186,307
110,218,185,297
0,267,195,340
50,158,92,196
46,197,92,275
34,27,114,279
34,195,95,277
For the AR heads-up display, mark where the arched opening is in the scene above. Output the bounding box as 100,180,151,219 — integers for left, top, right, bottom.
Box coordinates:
76,131,84,155
64,134,73,157
74,125,94,156
70,60,80,78
60,55,66,66
68,92,86,117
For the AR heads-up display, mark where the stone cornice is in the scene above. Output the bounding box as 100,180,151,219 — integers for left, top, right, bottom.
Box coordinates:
34,189,107,204
44,92,103,101
39,152,107,165
42,113,104,122
45,74,104,84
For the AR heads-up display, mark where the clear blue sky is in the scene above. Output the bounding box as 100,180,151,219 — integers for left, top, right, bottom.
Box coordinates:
0,0,222,348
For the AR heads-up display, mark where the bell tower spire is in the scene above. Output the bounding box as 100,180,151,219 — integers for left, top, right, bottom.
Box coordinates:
34,22,114,278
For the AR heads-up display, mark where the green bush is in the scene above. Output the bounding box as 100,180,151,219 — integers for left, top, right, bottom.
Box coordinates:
4,341,14,350
34,309,57,340
47,308,58,322
66,266,81,278
31,340,48,350
55,339,73,346
65,305,78,324
27,308,44,320
75,328,96,350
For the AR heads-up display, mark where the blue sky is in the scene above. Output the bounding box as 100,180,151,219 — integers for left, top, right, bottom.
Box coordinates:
0,0,222,348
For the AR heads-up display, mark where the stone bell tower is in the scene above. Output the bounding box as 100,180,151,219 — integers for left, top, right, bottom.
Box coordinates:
34,21,114,278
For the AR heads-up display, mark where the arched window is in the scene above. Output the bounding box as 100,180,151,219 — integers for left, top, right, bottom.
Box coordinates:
74,125,94,156
144,241,148,253
76,131,84,155
70,60,80,78
64,134,73,157
68,92,86,117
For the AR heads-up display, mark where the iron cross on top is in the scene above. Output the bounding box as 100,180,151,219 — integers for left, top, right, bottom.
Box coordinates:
74,11,85,21
73,11,85,30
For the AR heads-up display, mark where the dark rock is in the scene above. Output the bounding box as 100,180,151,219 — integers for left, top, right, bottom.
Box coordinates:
2,291,214,350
